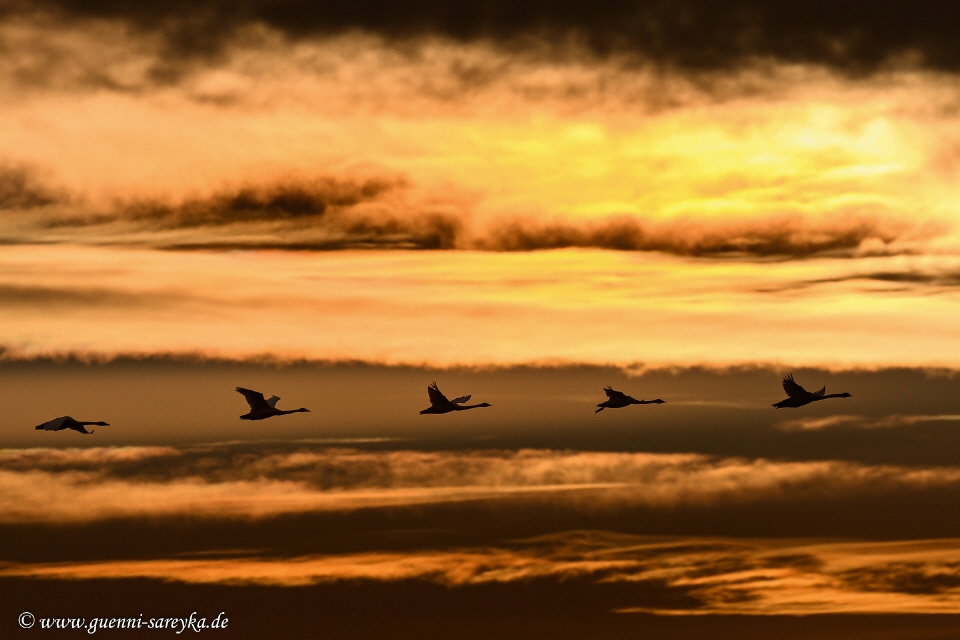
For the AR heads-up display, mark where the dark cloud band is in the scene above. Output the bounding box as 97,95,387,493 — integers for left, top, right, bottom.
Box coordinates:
0,165,65,209
15,0,960,74
29,178,905,257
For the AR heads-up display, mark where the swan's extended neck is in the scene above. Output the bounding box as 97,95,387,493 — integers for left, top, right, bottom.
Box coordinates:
278,408,310,415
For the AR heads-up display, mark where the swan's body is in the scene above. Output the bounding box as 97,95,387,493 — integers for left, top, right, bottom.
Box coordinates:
35,416,108,435
772,374,851,408
595,386,664,413
420,382,491,415
236,387,310,420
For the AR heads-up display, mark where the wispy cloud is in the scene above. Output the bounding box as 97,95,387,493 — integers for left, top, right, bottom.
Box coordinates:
4,446,960,524
4,245,960,368
778,414,960,431
0,283,193,309
4,531,960,614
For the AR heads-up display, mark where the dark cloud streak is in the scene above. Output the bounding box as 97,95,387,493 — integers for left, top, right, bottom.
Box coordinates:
16,0,960,74
37,178,464,250
756,270,960,294
476,216,902,258
0,284,185,308
0,164,65,209
122,179,401,227
35,179,907,257
840,563,960,595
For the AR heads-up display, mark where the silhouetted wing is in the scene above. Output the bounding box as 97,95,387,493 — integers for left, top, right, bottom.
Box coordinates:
781,374,809,398
427,382,449,406
812,386,826,397
603,386,629,401
236,387,271,411
450,395,471,404
265,395,281,408
35,416,69,431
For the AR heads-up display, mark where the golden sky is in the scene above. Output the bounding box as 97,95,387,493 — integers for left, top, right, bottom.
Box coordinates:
3,244,960,368
5,3,960,633
2,14,960,370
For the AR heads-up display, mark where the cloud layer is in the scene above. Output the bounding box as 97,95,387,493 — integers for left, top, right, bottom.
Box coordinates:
4,445,960,524
2,20,958,261
5,443,960,616
27,175,910,256
5,244,960,368
15,0,960,75
4,530,960,615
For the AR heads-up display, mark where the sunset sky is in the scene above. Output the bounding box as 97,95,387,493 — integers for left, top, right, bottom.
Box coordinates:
3,1,960,637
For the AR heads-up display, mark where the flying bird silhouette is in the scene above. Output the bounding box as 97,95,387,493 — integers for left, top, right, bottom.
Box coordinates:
420,382,491,415
35,416,109,435
595,386,664,413
236,387,310,420
772,374,851,408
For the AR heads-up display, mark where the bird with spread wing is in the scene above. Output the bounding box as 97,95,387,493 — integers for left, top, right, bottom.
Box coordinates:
420,382,491,415
35,416,109,435
236,387,310,420
772,374,851,408
595,386,664,413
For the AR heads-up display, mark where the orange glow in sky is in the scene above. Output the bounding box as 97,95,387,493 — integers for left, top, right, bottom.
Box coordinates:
2,245,960,368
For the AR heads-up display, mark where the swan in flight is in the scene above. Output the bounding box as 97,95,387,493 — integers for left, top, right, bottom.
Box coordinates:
772,374,851,408
420,382,491,415
35,416,108,435
236,387,310,420
595,386,664,413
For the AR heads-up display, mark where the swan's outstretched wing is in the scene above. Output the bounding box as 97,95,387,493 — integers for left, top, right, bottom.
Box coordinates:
427,382,450,407
236,387,271,411
450,395,471,404
812,386,826,397
781,374,809,398
265,395,281,408
35,416,70,431
603,386,629,401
